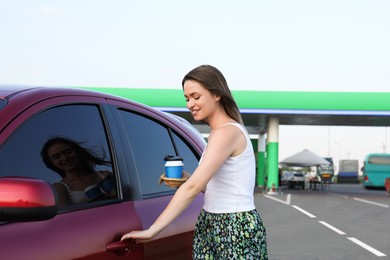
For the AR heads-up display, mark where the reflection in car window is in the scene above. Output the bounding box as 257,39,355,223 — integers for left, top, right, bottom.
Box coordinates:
0,105,116,206
40,137,116,207
119,110,199,198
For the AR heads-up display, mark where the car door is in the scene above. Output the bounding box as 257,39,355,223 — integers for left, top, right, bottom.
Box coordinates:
107,99,204,260
0,95,144,260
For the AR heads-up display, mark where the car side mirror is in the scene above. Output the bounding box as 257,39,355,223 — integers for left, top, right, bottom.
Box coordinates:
0,177,58,222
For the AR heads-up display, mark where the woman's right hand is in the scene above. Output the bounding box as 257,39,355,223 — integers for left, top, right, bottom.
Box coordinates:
121,228,159,243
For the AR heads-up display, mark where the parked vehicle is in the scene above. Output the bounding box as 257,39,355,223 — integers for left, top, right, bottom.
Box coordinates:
337,159,359,184
0,86,206,260
281,171,305,189
362,153,390,189
318,157,335,183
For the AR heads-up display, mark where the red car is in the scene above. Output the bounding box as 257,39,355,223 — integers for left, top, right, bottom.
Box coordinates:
0,86,206,259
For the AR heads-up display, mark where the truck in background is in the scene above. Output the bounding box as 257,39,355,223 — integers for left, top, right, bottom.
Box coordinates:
337,159,359,183
318,157,335,183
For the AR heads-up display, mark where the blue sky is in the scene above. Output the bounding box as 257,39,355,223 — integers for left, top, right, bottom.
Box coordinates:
1,1,389,169
1,0,389,91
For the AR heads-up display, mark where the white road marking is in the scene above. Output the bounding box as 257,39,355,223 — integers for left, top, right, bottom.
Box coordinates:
353,198,389,208
318,221,346,235
264,194,291,205
286,194,291,205
291,205,317,218
347,237,387,257
332,194,349,199
263,194,387,257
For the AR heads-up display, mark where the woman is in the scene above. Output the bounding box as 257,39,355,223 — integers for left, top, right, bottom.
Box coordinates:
121,65,268,259
41,137,116,207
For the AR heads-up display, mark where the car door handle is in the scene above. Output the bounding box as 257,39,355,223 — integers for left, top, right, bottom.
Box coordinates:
106,239,137,255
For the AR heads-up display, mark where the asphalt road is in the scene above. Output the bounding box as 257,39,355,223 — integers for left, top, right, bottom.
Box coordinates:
255,184,390,260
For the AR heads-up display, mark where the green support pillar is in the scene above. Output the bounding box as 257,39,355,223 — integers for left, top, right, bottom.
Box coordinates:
256,134,266,188
267,142,279,190
267,117,279,193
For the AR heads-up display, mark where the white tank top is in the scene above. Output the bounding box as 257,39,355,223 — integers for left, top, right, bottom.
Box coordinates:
58,182,90,204
203,123,256,213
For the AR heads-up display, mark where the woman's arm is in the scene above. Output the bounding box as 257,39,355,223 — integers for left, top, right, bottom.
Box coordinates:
121,124,246,242
53,182,71,207
99,171,117,198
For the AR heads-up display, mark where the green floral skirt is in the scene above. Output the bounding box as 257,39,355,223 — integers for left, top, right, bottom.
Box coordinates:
193,209,268,259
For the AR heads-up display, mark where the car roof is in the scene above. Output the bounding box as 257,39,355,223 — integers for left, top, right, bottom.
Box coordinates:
0,85,206,152
0,85,109,98
0,85,147,109
0,85,47,98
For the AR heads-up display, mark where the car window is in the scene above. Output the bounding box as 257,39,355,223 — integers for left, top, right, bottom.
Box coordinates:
171,130,200,172
119,110,199,198
0,105,116,208
0,99,6,110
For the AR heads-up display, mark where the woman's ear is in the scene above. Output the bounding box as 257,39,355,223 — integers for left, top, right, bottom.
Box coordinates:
215,95,221,101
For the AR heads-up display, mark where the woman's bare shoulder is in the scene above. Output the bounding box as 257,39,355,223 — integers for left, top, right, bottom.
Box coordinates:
211,123,242,138
54,181,68,191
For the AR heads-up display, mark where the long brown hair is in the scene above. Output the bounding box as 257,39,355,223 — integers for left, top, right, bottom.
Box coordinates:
41,137,111,178
182,65,243,124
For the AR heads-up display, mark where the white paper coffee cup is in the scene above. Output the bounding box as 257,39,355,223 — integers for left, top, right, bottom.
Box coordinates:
165,161,183,178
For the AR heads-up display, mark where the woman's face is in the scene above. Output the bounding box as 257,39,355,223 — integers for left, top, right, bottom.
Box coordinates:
47,142,80,172
183,80,220,122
